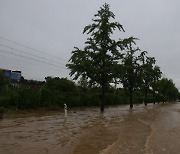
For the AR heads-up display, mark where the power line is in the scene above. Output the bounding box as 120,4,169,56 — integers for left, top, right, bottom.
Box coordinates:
0,49,68,70
0,54,70,81
0,35,68,62
0,53,69,73
0,43,66,67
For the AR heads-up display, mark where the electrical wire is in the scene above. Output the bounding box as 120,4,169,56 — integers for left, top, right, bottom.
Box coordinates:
0,35,68,62
0,35,71,79
0,43,66,67
0,49,68,70
0,53,68,73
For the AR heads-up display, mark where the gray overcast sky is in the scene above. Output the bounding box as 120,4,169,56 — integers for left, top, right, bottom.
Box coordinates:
0,0,180,89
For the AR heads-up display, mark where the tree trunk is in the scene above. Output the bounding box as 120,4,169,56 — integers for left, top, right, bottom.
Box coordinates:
144,88,148,106
100,84,105,112
129,88,133,109
153,90,156,104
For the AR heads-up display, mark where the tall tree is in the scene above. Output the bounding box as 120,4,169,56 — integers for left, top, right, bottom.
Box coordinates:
121,45,140,108
67,3,132,112
139,51,156,105
157,78,179,102
151,65,162,104
138,51,160,105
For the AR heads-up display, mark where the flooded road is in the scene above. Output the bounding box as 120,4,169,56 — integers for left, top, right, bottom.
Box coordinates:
0,103,180,154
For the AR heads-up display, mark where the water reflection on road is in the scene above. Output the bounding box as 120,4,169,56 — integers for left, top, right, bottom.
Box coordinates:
0,103,180,154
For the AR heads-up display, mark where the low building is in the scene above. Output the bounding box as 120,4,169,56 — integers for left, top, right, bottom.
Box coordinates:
0,68,21,81
0,68,11,78
11,71,21,81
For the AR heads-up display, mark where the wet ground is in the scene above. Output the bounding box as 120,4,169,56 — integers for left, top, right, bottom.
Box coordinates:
0,103,180,154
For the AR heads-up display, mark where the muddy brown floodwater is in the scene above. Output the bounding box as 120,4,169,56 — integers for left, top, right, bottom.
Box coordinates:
0,103,180,154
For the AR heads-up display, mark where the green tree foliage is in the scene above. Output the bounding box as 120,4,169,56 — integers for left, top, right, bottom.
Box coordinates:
0,70,4,93
157,78,179,102
138,52,162,105
43,77,80,108
67,3,134,112
45,77,76,92
121,45,141,108
17,88,39,109
20,77,44,88
178,92,180,100
151,66,162,104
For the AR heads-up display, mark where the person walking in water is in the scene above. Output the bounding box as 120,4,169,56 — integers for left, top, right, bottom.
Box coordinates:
64,103,67,117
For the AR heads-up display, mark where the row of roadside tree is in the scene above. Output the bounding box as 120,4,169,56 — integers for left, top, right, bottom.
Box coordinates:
0,3,179,112
66,3,180,112
0,73,179,112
